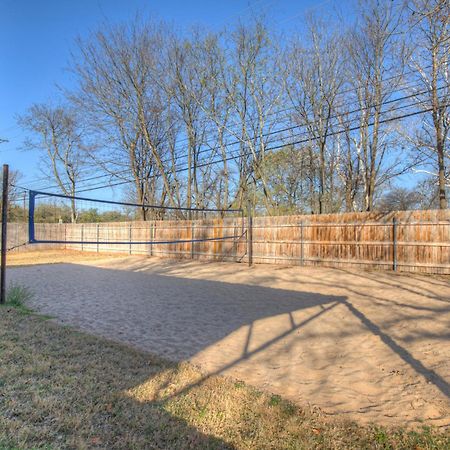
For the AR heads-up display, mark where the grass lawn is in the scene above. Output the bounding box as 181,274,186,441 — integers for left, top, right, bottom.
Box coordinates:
0,304,449,449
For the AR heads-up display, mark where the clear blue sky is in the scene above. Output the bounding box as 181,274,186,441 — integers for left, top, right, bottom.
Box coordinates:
0,0,347,189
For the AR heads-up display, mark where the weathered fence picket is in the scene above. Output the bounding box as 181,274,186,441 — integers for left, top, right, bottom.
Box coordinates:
5,209,450,274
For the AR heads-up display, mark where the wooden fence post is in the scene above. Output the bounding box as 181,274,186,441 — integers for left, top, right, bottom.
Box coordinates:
22,192,26,223
392,217,397,271
1,164,9,304
149,221,153,257
190,211,194,259
300,221,304,266
96,223,100,253
247,201,253,267
153,221,157,256
129,222,132,255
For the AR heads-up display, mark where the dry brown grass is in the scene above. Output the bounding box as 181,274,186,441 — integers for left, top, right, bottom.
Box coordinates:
7,249,124,267
0,307,448,449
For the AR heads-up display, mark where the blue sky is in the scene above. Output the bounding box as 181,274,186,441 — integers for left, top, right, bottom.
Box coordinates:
0,0,348,189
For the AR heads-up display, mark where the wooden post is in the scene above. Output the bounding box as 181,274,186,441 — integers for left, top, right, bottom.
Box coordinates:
153,221,157,256
22,191,26,223
1,164,9,304
96,223,100,253
247,201,253,267
190,211,194,259
129,223,132,255
393,217,397,271
149,221,153,257
300,221,304,266
81,224,84,252
15,217,18,250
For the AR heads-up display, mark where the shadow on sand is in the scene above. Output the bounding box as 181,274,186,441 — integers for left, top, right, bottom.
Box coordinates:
7,261,450,446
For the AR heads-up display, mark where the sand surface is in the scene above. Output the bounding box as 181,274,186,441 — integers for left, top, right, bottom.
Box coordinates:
8,254,450,428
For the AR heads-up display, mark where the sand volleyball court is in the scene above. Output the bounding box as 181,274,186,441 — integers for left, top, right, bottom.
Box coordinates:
8,252,450,428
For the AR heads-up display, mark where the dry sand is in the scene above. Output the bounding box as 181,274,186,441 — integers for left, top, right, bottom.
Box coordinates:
8,252,450,428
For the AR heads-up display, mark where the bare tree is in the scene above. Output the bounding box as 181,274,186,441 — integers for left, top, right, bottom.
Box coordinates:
18,104,85,222
377,185,423,211
0,169,22,203
216,20,284,211
334,120,363,212
193,33,234,210
71,20,183,219
407,0,450,209
346,0,409,211
285,17,345,214
163,30,213,210
17,8,448,218
0,170,26,222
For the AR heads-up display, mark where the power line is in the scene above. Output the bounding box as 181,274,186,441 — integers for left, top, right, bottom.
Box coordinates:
28,81,448,193
12,2,443,189
19,64,435,189
398,0,449,36
29,93,447,195
67,101,449,194
164,63,434,154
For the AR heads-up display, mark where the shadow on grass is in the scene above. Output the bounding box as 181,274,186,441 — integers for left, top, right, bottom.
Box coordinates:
4,306,446,450
5,263,349,447
9,262,450,398
5,261,450,447
0,309,238,449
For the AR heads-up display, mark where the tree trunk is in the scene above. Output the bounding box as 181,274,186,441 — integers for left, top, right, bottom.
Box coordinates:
437,137,448,209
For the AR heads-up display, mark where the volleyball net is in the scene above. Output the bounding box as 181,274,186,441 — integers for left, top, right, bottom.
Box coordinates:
27,191,246,257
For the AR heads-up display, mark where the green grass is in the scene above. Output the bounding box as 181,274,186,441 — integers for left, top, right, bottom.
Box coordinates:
0,309,448,449
3,282,33,314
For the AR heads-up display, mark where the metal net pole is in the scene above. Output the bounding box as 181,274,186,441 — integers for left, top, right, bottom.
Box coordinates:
1,164,9,304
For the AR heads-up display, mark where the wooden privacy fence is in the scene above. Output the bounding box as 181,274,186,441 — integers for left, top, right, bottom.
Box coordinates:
5,209,450,274
250,211,449,273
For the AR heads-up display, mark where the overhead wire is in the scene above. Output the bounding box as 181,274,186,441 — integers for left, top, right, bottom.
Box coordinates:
18,63,436,189
27,80,449,193
42,99,449,195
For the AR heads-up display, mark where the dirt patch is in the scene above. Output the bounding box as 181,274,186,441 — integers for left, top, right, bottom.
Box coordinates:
8,254,450,428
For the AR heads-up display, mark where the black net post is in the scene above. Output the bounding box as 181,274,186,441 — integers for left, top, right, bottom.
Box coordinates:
1,164,9,304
